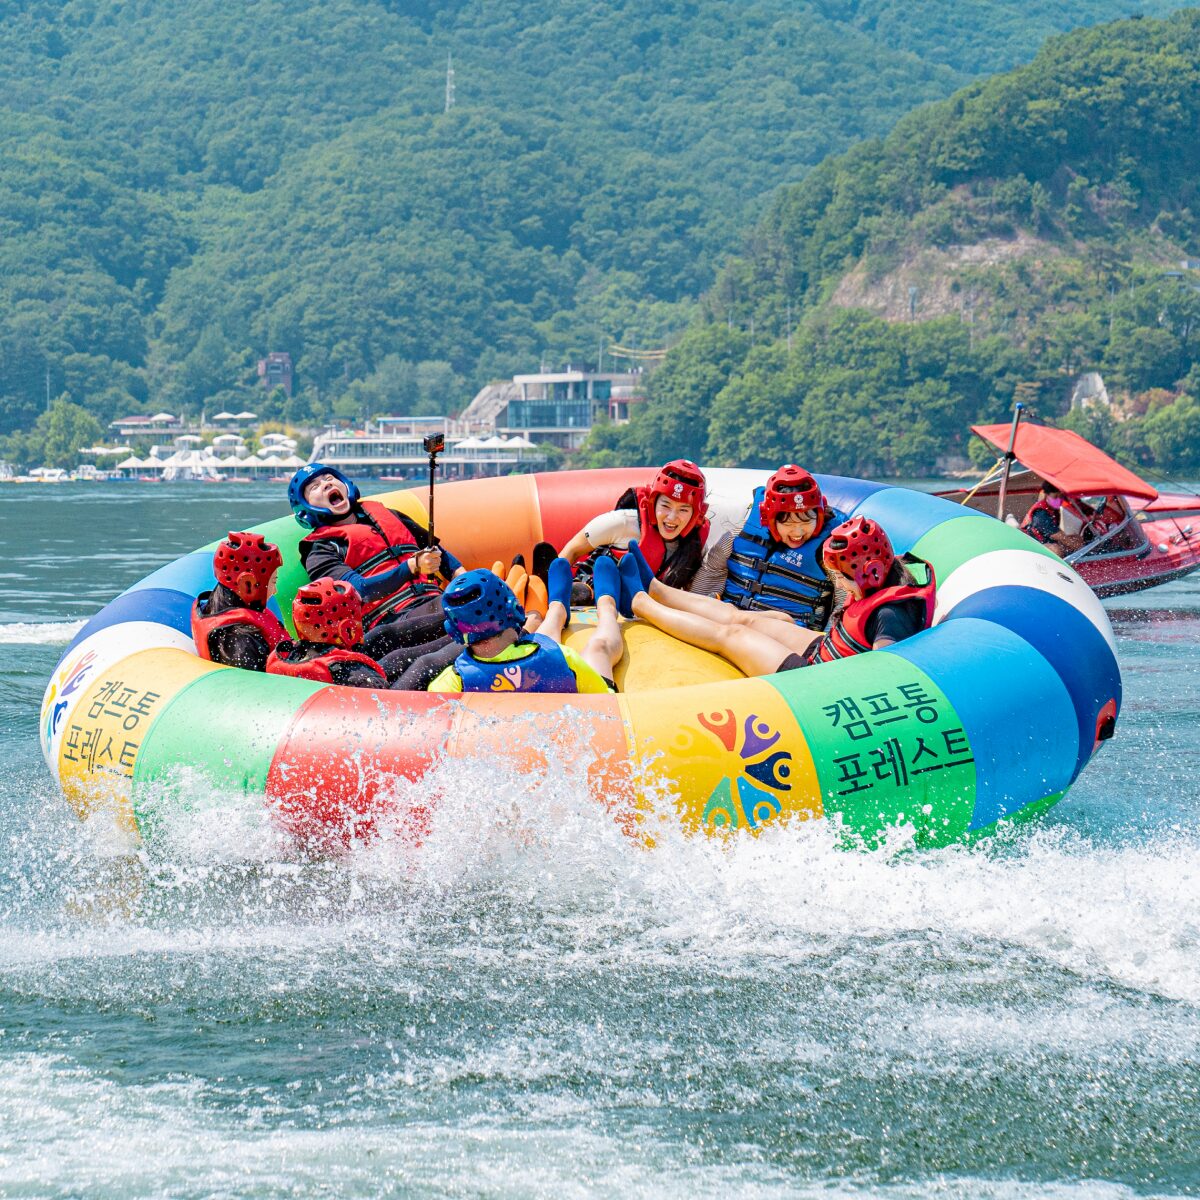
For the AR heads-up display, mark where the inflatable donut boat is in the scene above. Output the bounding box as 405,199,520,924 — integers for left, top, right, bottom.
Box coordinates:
40,468,1120,850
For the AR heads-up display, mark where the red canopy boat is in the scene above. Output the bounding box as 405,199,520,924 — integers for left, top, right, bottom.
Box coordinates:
939,420,1200,597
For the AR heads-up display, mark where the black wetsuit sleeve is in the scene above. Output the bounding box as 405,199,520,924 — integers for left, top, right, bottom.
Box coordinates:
329,661,386,689
866,602,924,647
300,537,355,582
208,625,271,672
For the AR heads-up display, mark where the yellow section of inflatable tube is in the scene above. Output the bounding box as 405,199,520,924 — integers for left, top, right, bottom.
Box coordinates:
57,648,212,834
620,674,823,834
562,617,742,693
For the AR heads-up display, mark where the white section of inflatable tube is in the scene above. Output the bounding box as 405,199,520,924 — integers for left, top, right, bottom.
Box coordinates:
933,548,1117,655
702,467,771,546
39,621,197,770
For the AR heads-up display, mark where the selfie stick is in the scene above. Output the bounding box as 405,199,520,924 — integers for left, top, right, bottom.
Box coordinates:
424,433,445,547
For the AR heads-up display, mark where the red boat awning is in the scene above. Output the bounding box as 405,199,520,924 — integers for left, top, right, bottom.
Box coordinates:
971,422,1158,502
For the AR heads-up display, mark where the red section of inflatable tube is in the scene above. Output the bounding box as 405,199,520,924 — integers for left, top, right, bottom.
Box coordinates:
533,468,654,553
264,688,456,852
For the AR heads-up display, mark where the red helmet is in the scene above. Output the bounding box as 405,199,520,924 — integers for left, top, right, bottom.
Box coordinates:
213,531,282,607
292,578,364,648
650,459,707,537
759,465,825,540
822,517,895,593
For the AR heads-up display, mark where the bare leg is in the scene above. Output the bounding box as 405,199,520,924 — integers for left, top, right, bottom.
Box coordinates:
647,576,744,624
631,591,794,678
583,593,623,680
538,601,569,642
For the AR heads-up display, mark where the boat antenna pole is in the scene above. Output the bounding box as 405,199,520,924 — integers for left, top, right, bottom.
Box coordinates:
423,432,445,548
996,402,1025,520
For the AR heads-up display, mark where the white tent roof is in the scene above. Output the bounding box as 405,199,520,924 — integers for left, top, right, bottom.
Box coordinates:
453,437,485,450
150,412,176,422
503,435,537,449
478,436,508,449
116,456,144,469
211,411,237,420
235,411,258,420
240,454,265,466
278,454,305,468
219,455,243,466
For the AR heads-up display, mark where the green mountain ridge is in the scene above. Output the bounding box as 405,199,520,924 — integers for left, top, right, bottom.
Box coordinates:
591,10,1200,476
0,0,1173,458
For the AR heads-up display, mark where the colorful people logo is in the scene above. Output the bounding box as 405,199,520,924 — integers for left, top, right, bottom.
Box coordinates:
696,709,793,831
41,649,97,752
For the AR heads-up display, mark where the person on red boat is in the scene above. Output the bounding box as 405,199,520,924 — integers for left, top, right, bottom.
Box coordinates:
191,531,288,671
266,578,388,688
289,462,466,678
686,463,847,631
1021,482,1094,557
560,459,710,598
619,516,933,677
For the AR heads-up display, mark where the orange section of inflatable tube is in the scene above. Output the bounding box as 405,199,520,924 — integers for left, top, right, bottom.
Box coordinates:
367,476,544,568
57,648,213,835
620,677,823,835
533,468,654,551
448,690,635,833
264,687,457,852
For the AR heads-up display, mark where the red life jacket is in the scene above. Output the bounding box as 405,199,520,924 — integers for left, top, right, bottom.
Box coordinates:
191,593,288,662
632,485,711,575
265,641,388,685
814,568,936,664
301,501,442,629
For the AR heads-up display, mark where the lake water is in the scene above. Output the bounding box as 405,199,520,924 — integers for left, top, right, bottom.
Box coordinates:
2,482,1200,1198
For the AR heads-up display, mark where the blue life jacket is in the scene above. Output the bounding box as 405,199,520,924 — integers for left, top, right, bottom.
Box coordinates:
453,633,580,694
722,488,844,630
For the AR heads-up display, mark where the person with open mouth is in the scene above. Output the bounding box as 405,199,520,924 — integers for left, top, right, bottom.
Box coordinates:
288,462,467,686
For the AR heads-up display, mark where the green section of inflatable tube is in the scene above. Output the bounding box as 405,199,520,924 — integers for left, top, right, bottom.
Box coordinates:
130,667,324,834
201,514,311,636
912,511,1059,580
768,652,975,848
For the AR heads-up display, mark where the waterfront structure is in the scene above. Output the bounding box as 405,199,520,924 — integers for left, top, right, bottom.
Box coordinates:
309,418,544,480
493,369,646,450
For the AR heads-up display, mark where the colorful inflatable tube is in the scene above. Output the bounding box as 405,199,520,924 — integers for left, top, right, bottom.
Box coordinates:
41,468,1120,849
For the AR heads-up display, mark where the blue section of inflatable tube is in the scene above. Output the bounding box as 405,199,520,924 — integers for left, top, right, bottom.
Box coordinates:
121,550,215,600
64,587,194,656
814,475,887,515
941,585,1121,781
883,618,1079,829
853,489,987,554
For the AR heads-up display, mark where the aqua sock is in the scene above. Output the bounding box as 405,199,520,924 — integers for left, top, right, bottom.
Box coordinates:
593,555,622,615
548,556,574,610
617,553,645,619
627,540,654,589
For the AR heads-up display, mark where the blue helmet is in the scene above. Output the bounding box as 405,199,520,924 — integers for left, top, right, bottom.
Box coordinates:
288,462,361,529
442,569,525,645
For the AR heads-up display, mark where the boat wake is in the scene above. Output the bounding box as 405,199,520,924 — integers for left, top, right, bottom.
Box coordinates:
0,620,86,645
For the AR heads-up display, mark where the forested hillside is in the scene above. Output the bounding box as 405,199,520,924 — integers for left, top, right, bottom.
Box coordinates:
592,10,1200,475
0,0,1170,450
